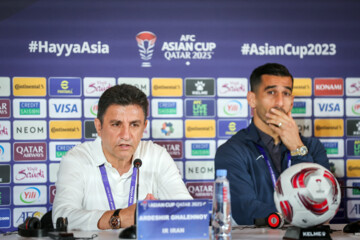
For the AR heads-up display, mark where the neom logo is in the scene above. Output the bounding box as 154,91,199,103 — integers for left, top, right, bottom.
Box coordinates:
20,187,41,204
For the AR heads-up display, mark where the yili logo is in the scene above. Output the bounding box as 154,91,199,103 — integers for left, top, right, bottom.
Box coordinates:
20,187,41,204
0,145,4,157
191,143,210,156
158,102,177,115
292,101,306,114
352,100,360,115
20,102,40,115
224,100,242,115
90,102,98,117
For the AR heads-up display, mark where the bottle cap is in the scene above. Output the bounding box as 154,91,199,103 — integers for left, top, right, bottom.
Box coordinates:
216,169,227,177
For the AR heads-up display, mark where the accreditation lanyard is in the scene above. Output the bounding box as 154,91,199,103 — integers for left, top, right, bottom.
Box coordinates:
255,145,291,188
99,164,137,210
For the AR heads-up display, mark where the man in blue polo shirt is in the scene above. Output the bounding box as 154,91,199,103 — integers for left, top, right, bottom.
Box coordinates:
215,63,329,225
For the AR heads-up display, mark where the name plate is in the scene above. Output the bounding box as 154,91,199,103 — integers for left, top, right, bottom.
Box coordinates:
137,199,210,239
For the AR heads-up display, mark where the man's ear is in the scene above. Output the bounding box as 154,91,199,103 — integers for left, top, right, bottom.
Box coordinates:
247,91,256,109
94,118,102,137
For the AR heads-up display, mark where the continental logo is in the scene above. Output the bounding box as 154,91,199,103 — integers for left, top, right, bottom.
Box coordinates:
151,78,183,96
293,78,312,96
13,77,46,96
49,121,82,139
347,160,360,177
314,119,343,137
185,120,215,138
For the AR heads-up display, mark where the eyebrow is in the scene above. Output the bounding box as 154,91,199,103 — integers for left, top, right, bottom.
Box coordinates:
264,85,292,92
109,119,142,124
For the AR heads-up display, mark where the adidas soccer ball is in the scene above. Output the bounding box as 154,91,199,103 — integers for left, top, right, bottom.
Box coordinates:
274,163,341,228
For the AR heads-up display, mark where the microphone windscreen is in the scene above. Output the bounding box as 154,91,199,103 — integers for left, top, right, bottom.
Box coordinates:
133,158,142,168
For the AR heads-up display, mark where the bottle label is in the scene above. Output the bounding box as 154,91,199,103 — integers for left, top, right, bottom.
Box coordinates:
223,186,228,202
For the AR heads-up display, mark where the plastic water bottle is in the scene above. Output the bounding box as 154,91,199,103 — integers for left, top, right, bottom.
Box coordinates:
212,169,232,240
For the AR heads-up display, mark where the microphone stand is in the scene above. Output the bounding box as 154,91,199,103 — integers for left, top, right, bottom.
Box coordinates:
119,160,141,239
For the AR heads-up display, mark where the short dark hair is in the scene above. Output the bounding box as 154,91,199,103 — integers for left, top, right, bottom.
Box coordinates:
250,63,294,92
97,84,148,124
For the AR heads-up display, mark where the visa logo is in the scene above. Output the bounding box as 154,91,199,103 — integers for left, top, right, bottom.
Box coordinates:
318,103,341,112
54,104,78,113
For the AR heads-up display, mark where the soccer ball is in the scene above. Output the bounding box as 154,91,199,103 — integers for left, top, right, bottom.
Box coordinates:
274,163,341,228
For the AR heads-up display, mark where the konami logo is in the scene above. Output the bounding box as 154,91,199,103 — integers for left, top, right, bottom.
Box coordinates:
314,78,343,96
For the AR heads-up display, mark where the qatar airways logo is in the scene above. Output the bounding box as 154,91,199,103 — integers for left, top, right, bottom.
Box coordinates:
136,31,157,68
13,164,47,183
83,77,115,97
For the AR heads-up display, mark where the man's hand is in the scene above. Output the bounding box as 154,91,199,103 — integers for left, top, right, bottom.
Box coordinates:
144,193,157,200
265,108,303,151
97,204,136,229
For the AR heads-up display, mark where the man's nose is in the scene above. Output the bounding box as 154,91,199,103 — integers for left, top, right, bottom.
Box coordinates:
119,125,130,140
275,93,284,107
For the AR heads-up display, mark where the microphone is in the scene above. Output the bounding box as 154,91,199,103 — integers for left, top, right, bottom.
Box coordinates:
119,158,142,239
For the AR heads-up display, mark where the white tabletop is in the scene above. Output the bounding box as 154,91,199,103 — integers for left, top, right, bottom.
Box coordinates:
1,224,358,240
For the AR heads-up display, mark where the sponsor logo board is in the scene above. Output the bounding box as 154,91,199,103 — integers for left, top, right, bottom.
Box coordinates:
0,99,10,118
0,77,10,96
13,164,47,183
346,180,360,198
0,142,11,162
291,98,312,117
347,159,360,177
13,77,46,96
218,119,247,138
118,78,150,96
13,207,47,227
49,141,80,161
347,139,360,157
0,208,10,228
346,98,360,117
314,119,343,137
294,119,312,137
347,200,360,219
0,121,10,140
49,185,56,204
347,119,360,137
14,142,46,161
0,187,11,205
49,120,82,139
49,99,82,118
185,140,216,159
346,78,360,96
185,78,215,97
186,182,213,199
0,165,10,183
13,99,46,118
320,139,344,158
185,161,214,180
314,78,343,96
152,78,183,96
293,78,312,96
217,78,248,97
329,159,344,178
153,141,183,159
84,120,97,139
83,77,115,97
84,99,99,118
314,98,344,117
185,120,215,138
48,77,81,96
185,99,215,117
49,163,60,183
13,185,47,205
152,120,183,139
152,99,183,118
217,99,248,117
13,120,47,140
174,161,184,178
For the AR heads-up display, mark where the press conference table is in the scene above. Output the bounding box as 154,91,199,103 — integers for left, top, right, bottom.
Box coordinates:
1,224,358,239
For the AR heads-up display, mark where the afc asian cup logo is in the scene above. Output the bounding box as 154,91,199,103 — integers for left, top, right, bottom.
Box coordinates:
136,31,157,67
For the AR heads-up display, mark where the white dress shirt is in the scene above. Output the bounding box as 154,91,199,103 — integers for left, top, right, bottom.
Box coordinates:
52,137,191,230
